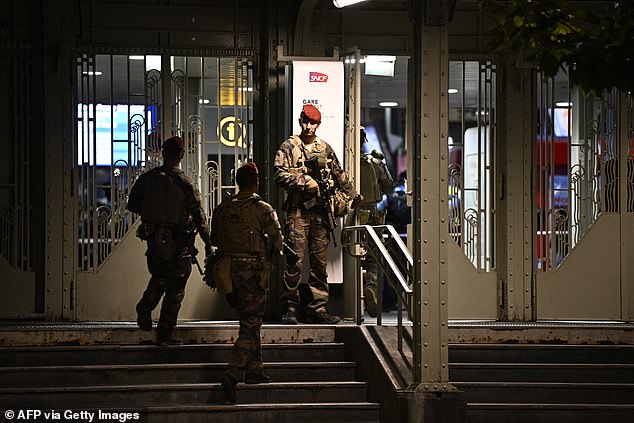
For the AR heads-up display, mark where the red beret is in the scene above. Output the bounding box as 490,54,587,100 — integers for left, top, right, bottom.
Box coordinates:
236,162,259,177
301,104,321,123
162,136,184,151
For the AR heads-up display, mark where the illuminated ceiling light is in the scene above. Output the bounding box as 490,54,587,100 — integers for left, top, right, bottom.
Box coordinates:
364,55,396,76
82,71,103,76
556,101,573,107
240,87,253,92
198,99,210,104
448,88,459,94
333,0,368,8
379,101,398,107
129,55,145,60
359,57,366,63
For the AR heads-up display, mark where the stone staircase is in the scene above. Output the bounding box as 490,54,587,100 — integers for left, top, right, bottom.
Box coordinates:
450,344,634,423
2,323,634,423
0,325,381,423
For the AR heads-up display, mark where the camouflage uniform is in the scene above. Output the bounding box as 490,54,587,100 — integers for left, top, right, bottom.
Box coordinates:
274,135,356,319
210,190,283,380
127,165,210,342
359,150,393,316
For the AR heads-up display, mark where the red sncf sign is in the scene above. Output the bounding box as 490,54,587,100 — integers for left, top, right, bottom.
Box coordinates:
309,72,328,82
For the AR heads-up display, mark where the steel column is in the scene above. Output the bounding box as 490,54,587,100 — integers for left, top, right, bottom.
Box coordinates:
413,24,451,388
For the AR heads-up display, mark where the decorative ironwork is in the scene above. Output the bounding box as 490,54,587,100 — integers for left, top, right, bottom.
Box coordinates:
625,94,634,213
448,163,462,245
75,54,148,271
145,69,162,170
463,208,478,264
447,60,496,271
0,206,15,266
1,49,33,271
536,72,623,271
204,161,220,217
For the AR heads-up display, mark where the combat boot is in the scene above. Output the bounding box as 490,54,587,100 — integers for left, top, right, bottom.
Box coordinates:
281,311,298,325
245,372,271,384
363,285,378,318
305,310,341,324
136,304,152,331
156,336,183,346
221,373,238,404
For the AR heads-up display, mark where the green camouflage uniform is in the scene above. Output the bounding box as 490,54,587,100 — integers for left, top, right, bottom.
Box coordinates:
274,135,356,316
127,165,210,341
210,190,283,380
359,150,394,308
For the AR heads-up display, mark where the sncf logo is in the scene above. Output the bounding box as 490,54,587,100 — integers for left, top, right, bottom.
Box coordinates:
309,72,328,83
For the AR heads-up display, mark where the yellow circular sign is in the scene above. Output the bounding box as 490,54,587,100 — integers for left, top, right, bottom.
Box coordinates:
218,116,244,148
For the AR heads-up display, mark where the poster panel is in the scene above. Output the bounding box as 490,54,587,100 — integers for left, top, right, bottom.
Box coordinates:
292,61,345,283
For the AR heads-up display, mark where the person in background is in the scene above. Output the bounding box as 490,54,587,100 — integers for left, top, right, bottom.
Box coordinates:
383,171,411,311
358,127,394,317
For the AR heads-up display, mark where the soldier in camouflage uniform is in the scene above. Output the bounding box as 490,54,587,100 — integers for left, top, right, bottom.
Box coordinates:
274,104,357,325
127,136,211,346
358,127,393,317
210,162,283,404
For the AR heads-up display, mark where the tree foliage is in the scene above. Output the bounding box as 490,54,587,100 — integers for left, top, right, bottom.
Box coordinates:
485,0,634,95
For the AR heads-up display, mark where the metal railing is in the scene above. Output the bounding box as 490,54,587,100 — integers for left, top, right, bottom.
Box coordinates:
341,224,413,353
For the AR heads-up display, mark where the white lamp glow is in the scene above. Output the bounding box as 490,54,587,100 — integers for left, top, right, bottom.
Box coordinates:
333,0,368,8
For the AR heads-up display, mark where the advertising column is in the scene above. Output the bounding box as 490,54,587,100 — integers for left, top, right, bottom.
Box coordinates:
292,61,345,283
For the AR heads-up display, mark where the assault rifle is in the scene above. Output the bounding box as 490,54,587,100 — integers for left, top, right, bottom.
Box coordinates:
303,155,338,246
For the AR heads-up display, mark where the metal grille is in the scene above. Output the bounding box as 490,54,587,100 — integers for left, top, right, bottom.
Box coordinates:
447,60,496,271
0,49,33,271
625,94,634,213
170,57,253,215
535,70,619,271
74,53,253,271
75,53,150,271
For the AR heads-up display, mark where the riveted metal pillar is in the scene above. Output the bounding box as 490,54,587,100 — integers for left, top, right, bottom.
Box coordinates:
503,65,535,321
413,24,450,388
408,6,465,421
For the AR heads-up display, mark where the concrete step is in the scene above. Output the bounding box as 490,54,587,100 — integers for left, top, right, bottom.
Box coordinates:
0,324,337,347
1,381,370,408
450,344,634,364
3,404,381,423
144,403,381,423
467,403,634,423
0,343,345,366
451,363,634,383
0,361,357,387
456,381,634,404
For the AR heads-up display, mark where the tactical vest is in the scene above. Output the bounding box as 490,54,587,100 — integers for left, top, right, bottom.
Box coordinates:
215,195,266,255
360,153,383,204
287,136,332,208
140,167,188,225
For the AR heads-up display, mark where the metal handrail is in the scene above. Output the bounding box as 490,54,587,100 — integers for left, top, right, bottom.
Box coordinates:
341,224,414,353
